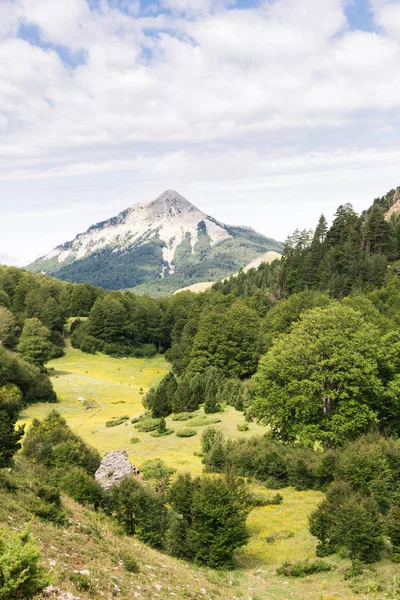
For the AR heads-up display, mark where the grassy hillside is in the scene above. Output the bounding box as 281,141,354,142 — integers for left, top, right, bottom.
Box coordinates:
19,348,266,473
16,349,400,600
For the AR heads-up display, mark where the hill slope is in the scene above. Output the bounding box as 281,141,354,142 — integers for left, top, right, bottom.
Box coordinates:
27,190,282,294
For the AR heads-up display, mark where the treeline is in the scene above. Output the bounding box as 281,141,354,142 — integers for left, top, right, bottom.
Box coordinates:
0,266,103,365
0,346,56,469
202,429,400,567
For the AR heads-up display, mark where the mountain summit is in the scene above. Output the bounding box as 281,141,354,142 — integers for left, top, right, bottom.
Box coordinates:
27,190,282,295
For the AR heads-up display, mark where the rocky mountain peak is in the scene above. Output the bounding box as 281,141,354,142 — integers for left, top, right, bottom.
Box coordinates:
134,190,199,219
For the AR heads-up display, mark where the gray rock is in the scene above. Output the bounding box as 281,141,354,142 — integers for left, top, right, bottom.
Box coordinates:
95,450,137,489
42,585,81,600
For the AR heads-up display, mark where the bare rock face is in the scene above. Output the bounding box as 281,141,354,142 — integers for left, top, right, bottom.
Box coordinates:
42,585,81,600
385,187,400,221
95,450,137,490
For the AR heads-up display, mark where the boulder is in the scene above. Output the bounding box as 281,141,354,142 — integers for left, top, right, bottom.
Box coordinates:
95,450,137,489
42,585,80,600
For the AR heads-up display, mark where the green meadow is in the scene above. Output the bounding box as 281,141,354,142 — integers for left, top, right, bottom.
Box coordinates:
19,348,400,599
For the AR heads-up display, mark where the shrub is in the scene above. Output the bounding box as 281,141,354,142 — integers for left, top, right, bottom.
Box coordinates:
119,551,139,573
188,416,222,427
150,429,174,437
106,477,168,548
132,343,157,358
237,423,249,432
134,417,161,432
0,528,47,599
171,412,195,421
23,410,101,475
248,492,283,507
70,572,92,592
277,559,332,577
60,467,104,509
105,415,129,428
130,437,140,444
176,429,197,438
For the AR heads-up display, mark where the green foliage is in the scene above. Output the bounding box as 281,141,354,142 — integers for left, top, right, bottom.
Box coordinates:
130,437,140,444
252,304,392,446
171,412,195,421
309,435,400,565
140,459,175,498
119,551,139,573
168,473,249,568
60,467,104,509
105,415,129,427
134,416,161,432
17,318,53,368
144,372,177,418
176,428,197,438
0,528,47,599
70,572,92,592
105,477,168,548
277,559,332,577
187,300,261,379
237,422,249,432
23,410,101,474
189,476,250,568
0,306,16,347
0,384,24,468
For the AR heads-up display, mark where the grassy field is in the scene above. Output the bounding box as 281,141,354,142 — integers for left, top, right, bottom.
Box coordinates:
18,348,400,600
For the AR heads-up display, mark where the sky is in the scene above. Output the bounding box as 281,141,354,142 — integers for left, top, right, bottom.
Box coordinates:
1,0,400,265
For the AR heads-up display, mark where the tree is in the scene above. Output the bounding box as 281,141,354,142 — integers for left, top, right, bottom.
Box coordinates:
23,410,100,475
252,304,386,446
0,528,47,599
204,367,222,414
147,372,177,418
0,384,24,468
0,307,16,347
189,476,249,568
140,459,175,498
87,295,128,344
17,318,53,368
187,301,261,379
106,477,168,548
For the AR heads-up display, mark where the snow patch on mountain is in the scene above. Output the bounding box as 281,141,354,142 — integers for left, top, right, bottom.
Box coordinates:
44,190,231,274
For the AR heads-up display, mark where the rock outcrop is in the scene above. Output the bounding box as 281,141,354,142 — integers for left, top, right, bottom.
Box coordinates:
384,187,400,221
95,450,137,490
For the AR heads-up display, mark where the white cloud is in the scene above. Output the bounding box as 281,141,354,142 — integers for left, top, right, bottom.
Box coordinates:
1,0,400,263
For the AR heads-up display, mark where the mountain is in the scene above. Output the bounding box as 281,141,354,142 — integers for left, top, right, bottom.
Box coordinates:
27,190,283,295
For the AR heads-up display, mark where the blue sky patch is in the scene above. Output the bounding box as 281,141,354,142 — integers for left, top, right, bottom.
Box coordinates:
18,23,87,68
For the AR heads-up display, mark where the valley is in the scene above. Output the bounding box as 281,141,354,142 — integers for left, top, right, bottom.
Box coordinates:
17,348,400,600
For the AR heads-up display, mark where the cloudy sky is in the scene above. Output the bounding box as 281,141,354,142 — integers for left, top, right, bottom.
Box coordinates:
1,0,400,265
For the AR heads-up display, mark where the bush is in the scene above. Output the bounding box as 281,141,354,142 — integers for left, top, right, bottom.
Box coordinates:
60,467,104,509
0,528,47,599
119,551,139,573
132,343,157,358
176,429,197,438
277,559,332,577
171,412,195,421
105,415,129,428
151,429,174,437
237,423,249,432
248,492,283,507
130,437,140,444
188,416,222,427
134,417,161,432
23,410,101,475
70,572,92,592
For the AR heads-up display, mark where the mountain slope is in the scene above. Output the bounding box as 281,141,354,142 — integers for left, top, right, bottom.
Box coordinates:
27,190,282,294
